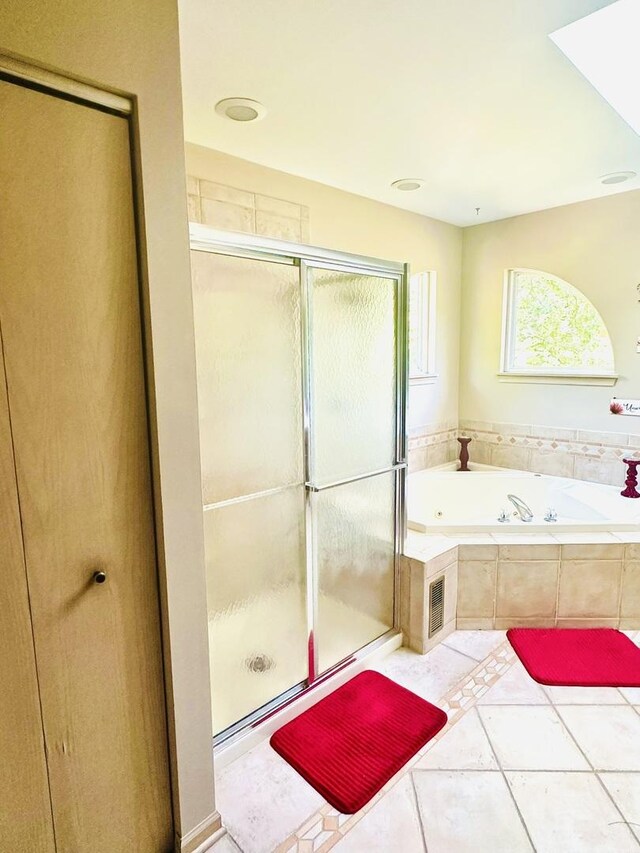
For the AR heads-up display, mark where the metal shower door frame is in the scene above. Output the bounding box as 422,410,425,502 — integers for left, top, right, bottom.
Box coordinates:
189,223,408,740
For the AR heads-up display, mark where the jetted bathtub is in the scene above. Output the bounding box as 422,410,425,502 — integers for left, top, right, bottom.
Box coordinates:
408,464,640,534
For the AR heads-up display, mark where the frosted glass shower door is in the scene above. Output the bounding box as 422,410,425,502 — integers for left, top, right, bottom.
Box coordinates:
192,250,308,735
306,266,402,677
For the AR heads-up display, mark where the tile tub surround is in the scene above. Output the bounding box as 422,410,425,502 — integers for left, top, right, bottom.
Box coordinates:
407,422,458,473
403,533,640,632
399,547,458,653
210,630,640,853
186,175,310,243
459,419,640,487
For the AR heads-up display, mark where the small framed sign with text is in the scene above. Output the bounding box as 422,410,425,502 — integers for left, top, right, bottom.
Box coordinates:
610,398,640,416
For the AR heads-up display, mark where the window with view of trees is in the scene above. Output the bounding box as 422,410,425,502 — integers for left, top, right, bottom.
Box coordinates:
501,269,615,377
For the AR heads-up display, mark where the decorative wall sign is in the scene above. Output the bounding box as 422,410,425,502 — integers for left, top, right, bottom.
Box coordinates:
610,398,640,416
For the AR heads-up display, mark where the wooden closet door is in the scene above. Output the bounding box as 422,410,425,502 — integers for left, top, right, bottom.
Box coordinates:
0,342,55,852
0,80,173,851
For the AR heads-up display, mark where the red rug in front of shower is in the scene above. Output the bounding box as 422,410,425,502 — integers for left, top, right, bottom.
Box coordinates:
270,670,447,813
508,628,640,686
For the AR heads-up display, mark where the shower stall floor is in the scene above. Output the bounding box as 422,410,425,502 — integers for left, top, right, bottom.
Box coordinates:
208,584,391,735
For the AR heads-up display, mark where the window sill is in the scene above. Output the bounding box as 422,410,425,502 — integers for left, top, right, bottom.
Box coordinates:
410,374,439,386
497,371,618,387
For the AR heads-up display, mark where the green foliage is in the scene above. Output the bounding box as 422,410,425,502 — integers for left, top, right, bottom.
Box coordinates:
512,272,613,371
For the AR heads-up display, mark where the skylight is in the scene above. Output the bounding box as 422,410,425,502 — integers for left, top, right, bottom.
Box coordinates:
550,0,640,136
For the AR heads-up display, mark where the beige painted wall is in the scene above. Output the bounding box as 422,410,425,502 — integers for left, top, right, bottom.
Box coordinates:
2,2,215,845
185,144,463,433
460,189,640,435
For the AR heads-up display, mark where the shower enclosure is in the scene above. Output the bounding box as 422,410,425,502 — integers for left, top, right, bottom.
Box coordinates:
190,224,407,741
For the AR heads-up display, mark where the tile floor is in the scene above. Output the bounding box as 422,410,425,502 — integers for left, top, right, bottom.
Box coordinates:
212,629,640,852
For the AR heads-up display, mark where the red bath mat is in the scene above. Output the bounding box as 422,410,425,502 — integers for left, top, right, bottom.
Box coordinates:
508,628,640,686
270,670,447,813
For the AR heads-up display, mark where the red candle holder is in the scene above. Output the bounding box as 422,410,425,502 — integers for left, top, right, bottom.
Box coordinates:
458,437,471,472
621,458,640,498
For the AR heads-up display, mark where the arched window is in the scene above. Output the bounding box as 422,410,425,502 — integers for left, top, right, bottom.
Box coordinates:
500,269,615,379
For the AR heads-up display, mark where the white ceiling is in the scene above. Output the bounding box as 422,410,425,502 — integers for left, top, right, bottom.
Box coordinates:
178,0,640,226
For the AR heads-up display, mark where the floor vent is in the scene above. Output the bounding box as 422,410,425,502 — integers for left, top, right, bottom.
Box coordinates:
428,575,445,638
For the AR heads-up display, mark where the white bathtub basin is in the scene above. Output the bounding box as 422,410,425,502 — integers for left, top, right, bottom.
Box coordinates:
408,465,640,534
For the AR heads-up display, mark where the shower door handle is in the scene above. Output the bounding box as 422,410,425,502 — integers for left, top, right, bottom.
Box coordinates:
306,462,407,492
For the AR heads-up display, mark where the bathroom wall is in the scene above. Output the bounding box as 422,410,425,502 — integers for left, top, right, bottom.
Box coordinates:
459,190,640,483
460,189,640,440
3,3,216,848
185,144,463,451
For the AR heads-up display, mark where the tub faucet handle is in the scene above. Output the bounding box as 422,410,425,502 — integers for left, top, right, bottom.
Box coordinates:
544,508,557,522
497,509,510,523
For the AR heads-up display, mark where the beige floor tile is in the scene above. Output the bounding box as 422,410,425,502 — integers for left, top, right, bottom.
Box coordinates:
373,644,478,704
416,708,498,771
618,686,640,703
543,685,627,705
506,771,638,852
443,630,505,661
557,706,640,770
599,773,640,843
477,660,549,705
215,739,324,853
211,834,243,853
621,630,640,642
477,706,589,770
332,776,424,852
412,770,532,852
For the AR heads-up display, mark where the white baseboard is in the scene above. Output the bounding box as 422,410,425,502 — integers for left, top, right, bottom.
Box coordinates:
176,811,223,853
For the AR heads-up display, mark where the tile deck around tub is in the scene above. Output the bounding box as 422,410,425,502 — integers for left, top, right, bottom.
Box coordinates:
211,630,640,853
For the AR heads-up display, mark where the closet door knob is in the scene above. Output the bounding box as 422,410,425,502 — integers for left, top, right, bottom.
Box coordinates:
93,571,107,585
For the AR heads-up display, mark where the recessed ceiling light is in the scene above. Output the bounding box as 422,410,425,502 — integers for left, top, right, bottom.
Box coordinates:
600,170,636,185
215,97,266,122
391,178,424,192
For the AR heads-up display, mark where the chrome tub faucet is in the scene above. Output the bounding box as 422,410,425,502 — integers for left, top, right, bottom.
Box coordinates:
507,494,534,522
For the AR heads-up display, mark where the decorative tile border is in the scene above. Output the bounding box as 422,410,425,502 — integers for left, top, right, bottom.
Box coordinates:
460,419,640,458
275,642,516,853
459,419,640,486
408,422,459,472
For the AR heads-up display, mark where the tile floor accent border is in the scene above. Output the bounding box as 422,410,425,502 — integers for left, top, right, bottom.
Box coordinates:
273,641,516,852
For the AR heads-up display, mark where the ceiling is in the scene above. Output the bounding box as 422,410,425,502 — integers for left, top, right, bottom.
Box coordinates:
178,0,640,226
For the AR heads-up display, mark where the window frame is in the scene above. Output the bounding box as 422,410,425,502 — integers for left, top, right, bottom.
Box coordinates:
408,270,437,384
499,268,617,385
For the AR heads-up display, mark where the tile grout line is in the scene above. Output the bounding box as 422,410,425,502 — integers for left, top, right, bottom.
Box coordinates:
410,766,640,774
474,706,537,852
548,703,640,848
440,641,484,664
617,558,625,623
554,559,562,627
408,770,429,853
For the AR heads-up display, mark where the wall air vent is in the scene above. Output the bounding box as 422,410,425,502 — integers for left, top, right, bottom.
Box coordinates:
428,575,445,638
